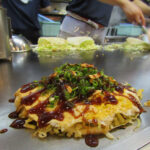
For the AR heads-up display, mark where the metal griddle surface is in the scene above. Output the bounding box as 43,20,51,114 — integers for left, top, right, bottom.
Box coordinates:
0,50,150,150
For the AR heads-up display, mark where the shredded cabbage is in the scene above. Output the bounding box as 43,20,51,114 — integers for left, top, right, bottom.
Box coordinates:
37,36,100,51
123,37,150,52
134,118,141,131
37,37,70,51
104,43,123,51
104,37,150,53
106,132,114,140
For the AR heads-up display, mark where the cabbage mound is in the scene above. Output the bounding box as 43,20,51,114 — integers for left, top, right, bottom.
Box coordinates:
104,37,150,52
37,36,100,51
38,37,70,51
123,37,150,52
67,37,99,50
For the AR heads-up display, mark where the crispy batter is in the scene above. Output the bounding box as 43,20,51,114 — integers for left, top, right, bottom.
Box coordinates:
144,100,150,107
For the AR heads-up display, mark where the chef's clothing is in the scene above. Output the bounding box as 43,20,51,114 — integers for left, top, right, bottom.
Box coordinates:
142,0,150,5
60,0,113,44
2,0,50,44
66,0,113,27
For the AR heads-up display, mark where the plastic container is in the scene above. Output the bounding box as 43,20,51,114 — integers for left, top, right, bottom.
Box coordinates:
38,14,61,37
115,23,142,36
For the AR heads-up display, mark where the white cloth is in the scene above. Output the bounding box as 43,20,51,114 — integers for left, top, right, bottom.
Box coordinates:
19,0,31,4
59,16,107,44
108,6,126,26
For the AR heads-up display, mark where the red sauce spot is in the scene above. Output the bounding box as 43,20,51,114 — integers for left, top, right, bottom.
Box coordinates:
10,119,25,129
20,82,38,93
8,98,15,103
21,88,46,105
0,129,8,134
85,134,99,147
8,111,18,119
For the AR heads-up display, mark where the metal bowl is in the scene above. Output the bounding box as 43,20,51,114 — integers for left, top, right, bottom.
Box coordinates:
10,35,31,52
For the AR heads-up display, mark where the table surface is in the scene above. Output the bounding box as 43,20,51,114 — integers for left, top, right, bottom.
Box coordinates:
0,50,150,150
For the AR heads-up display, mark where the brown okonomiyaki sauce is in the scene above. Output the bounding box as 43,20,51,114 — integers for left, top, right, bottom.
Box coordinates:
21,88,46,105
19,86,118,128
85,134,99,147
8,111,19,119
20,82,39,93
104,92,118,105
0,129,8,134
113,93,145,113
10,119,25,129
9,111,25,128
8,98,15,103
8,79,142,147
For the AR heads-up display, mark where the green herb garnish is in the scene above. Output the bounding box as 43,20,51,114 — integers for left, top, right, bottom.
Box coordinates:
42,63,118,104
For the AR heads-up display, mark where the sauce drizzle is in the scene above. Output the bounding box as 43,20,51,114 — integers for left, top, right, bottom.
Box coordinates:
85,134,99,147
104,92,118,105
8,111,18,119
20,82,38,93
0,129,8,134
10,119,25,129
21,88,46,105
8,98,15,103
8,63,145,148
113,93,144,113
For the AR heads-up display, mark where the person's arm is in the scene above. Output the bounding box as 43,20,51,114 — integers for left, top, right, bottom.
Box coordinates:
39,0,53,13
99,0,145,25
40,6,53,13
133,0,150,16
98,0,127,5
148,29,150,41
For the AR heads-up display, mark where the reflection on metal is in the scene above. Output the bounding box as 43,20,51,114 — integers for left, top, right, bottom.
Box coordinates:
10,35,31,52
0,7,11,60
138,142,150,150
0,51,150,150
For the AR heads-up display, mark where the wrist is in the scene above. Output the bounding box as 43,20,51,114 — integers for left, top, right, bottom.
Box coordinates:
116,0,131,9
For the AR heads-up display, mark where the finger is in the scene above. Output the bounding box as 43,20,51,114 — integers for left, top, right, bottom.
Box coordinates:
148,29,150,41
128,17,135,24
140,12,146,26
126,14,132,23
135,15,141,25
132,22,136,25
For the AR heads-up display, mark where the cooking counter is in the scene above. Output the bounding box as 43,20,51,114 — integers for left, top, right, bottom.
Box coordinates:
0,50,150,150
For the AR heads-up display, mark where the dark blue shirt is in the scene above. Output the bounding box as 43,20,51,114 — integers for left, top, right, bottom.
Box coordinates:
67,0,113,26
142,0,150,5
2,0,50,31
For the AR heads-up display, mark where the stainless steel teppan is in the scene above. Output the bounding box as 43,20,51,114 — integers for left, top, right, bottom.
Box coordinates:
0,7,11,60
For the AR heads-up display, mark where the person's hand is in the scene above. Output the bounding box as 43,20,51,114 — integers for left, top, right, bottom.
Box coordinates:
121,1,145,26
147,29,150,41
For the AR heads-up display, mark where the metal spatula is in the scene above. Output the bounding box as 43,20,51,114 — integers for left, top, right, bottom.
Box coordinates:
142,26,150,43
